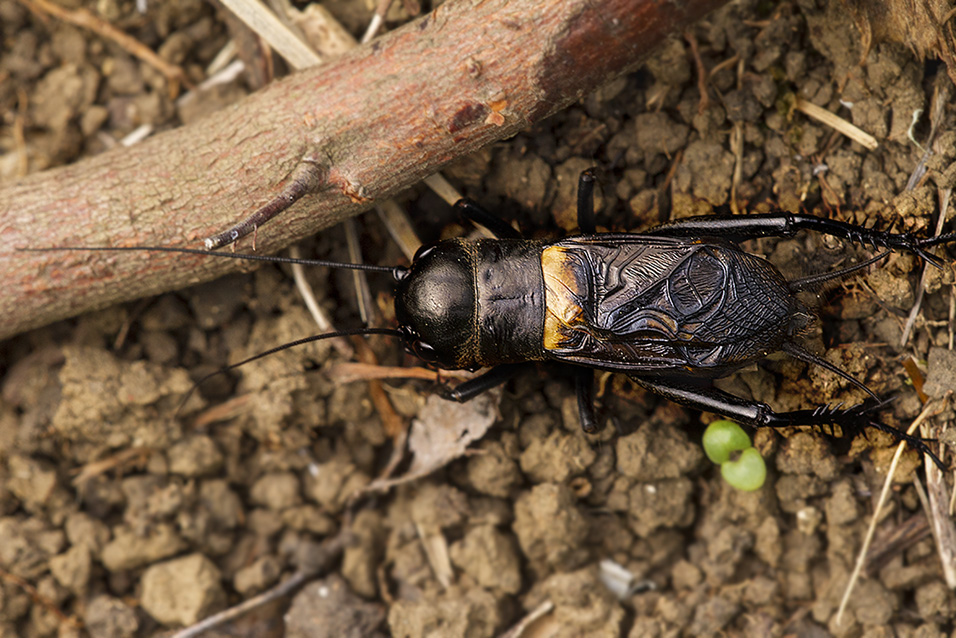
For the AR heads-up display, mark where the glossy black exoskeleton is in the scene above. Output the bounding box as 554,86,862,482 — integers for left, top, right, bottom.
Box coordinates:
389,170,954,467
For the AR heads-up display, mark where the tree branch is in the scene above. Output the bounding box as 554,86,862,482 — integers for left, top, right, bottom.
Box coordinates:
1,0,727,340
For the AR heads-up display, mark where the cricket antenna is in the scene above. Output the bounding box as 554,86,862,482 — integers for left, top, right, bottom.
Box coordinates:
17,245,409,280
17,244,412,412
178,326,406,414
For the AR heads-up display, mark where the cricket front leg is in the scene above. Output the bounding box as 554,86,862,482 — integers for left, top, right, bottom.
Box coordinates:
439,363,528,402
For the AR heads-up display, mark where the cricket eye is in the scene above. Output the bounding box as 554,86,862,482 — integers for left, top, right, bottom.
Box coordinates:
409,339,439,364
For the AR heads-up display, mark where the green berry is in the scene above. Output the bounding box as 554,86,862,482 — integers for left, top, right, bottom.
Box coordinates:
720,447,767,491
702,420,753,465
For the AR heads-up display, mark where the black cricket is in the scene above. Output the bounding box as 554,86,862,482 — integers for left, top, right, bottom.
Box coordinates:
33,170,956,468
393,169,954,468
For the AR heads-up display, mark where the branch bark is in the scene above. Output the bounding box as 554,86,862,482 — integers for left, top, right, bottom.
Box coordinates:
1,0,727,340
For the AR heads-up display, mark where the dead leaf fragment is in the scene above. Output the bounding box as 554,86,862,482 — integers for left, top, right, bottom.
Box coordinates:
357,390,501,496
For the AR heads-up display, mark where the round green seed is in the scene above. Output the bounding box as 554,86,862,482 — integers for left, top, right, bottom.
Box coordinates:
702,419,753,465
720,447,767,491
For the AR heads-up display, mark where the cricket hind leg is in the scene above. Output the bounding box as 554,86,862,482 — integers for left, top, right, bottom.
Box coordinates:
644,211,955,267
630,375,945,470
